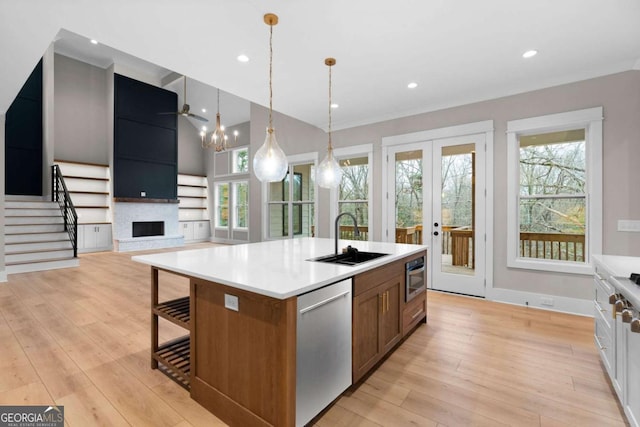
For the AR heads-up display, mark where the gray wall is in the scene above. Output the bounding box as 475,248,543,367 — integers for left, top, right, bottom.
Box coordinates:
177,115,205,175
54,54,109,164
329,70,640,300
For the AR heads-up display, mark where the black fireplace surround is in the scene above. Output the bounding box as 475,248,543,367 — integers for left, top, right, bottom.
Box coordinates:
132,221,165,238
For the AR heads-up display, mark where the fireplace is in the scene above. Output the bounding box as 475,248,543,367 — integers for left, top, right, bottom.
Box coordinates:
132,221,165,238
113,201,183,252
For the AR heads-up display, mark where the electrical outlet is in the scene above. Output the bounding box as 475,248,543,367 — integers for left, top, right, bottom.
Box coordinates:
618,220,640,232
141,191,146,197
541,297,554,306
224,294,239,311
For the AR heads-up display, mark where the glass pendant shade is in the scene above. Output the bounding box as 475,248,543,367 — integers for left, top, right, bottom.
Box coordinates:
253,127,288,182
316,146,343,189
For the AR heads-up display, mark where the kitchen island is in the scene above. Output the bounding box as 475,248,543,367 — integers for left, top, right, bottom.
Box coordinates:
133,238,428,427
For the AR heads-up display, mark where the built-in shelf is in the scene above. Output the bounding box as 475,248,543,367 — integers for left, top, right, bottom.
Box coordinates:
55,160,112,227
153,296,190,330
152,335,190,389
178,174,209,224
152,269,191,390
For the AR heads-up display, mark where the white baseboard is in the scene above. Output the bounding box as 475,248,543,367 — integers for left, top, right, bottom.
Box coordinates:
486,287,593,317
0,270,7,282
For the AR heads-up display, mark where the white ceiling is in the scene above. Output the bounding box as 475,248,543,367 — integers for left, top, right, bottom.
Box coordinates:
1,0,639,132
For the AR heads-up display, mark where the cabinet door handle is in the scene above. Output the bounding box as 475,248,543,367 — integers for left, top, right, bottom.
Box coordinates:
386,291,389,312
411,308,424,320
380,293,384,314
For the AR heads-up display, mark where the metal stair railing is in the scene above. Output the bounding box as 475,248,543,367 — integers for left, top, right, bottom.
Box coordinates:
51,164,78,257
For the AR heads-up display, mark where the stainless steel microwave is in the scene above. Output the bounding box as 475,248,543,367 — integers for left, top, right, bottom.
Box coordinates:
406,256,426,302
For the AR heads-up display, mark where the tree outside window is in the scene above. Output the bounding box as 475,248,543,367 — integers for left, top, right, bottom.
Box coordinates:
518,129,586,262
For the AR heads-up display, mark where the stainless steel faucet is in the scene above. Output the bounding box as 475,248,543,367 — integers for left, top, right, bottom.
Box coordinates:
335,212,360,254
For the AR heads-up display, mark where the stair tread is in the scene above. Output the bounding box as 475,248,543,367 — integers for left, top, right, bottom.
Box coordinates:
6,256,77,266
5,230,67,236
5,239,69,245
6,248,73,255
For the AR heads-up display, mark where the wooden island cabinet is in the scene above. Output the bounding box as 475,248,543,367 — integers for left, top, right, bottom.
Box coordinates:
135,239,428,427
352,251,427,383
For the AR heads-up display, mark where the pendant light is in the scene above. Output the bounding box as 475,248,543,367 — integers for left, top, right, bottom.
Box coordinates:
316,58,343,189
202,88,229,151
253,13,288,183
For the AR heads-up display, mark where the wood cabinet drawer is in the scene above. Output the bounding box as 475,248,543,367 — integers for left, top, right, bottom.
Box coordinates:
402,292,426,335
353,260,403,297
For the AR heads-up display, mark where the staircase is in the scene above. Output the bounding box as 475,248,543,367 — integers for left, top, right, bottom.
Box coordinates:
5,198,79,274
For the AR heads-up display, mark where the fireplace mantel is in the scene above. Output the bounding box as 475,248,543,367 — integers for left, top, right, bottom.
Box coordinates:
114,197,179,204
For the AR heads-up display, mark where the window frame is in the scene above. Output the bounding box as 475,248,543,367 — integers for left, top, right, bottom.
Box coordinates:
232,180,249,230
262,152,318,241
330,144,373,240
214,182,229,229
506,107,602,275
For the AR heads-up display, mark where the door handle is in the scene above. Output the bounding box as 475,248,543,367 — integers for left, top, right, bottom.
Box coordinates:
433,231,439,236
299,291,350,315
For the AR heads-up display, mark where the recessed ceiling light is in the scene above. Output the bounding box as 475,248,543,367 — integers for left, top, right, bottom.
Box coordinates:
90,39,98,45
407,82,418,89
522,50,538,58
331,103,339,109
201,108,207,113
201,126,207,131
237,54,250,63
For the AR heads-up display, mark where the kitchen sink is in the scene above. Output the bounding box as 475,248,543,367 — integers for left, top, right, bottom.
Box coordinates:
308,248,389,266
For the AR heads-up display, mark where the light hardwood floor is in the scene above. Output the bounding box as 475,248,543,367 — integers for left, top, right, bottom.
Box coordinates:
0,244,627,426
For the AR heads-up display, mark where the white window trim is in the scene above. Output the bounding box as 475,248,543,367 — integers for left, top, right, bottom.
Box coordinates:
506,107,603,275
330,144,373,239
231,180,249,231
214,144,251,179
261,152,318,241
213,182,230,230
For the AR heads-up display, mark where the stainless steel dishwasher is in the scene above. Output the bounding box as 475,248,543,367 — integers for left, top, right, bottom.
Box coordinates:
296,278,352,426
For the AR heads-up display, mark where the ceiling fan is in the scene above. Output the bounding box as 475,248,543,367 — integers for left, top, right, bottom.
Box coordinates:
159,76,208,122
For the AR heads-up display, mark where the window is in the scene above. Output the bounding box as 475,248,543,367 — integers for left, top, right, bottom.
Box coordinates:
331,145,373,240
266,156,316,239
232,147,249,174
233,181,249,229
507,107,602,274
214,183,229,228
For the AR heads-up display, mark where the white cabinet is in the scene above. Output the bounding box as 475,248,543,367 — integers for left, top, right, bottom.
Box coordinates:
593,256,640,427
180,222,195,241
625,317,640,427
79,224,112,252
180,221,210,243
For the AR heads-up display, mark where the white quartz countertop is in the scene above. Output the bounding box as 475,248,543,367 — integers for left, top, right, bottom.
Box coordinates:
593,255,640,309
132,238,428,299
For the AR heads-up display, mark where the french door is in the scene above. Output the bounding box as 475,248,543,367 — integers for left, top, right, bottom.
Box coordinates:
386,134,487,297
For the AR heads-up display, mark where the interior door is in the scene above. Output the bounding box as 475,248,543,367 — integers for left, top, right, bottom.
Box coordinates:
386,135,486,297
431,134,486,296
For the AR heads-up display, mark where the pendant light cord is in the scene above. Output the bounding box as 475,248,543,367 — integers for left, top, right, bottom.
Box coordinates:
217,88,220,113
328,63,332,150
268,23,273,130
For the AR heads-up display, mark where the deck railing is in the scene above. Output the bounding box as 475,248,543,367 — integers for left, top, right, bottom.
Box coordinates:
519,232,585,262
